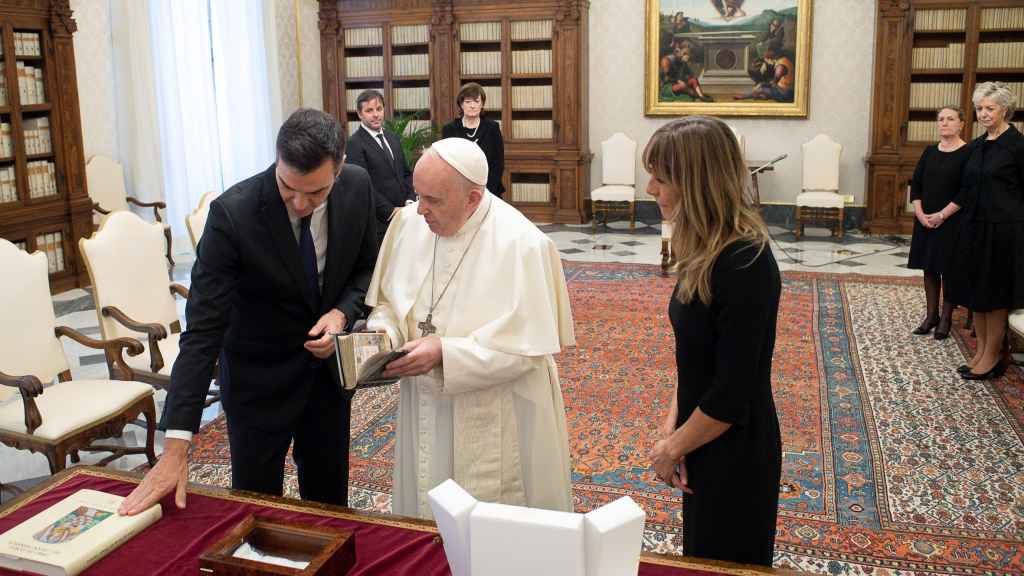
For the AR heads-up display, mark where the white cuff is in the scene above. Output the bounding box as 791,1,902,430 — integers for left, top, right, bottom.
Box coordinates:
165,429,193,443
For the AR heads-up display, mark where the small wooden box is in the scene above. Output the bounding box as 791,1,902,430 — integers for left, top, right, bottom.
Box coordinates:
198,515,356,575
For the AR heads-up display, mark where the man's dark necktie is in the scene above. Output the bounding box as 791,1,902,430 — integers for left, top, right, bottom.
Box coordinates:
299,215,320,309
377,133,394,161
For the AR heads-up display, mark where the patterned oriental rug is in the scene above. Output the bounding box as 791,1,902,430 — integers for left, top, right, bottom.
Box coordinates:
176,263,1024,575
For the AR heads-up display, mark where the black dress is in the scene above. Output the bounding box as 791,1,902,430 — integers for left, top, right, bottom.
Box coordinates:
947,125,1024,311
907,144,971,274
441,116,505,197
668,240,782,566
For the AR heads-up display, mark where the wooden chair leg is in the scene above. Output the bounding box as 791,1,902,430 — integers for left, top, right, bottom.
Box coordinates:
46,447,67,475
837,208,845,238
70,449,80,464
143,400,158,466
163,227,175,267
629,203,635,231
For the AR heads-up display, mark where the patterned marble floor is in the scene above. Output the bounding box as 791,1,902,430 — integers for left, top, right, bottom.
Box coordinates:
1,219,916,496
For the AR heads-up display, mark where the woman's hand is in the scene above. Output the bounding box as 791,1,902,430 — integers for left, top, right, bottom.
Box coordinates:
651,438,693,494
926,212,944,228
915,210,934,228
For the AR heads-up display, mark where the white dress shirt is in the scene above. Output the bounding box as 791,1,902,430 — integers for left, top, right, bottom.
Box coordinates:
166,201,330,443
361,123,395,159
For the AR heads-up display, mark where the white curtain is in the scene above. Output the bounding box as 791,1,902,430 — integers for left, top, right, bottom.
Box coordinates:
146,0,274,237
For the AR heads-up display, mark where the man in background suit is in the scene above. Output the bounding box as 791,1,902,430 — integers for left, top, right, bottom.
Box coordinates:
119,108,378,515
345,89,415,242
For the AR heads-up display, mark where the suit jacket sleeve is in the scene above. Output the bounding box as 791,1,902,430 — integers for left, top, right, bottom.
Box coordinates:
487,121,505,195
346,135,369,172
333,172,379,323
162,200,240,432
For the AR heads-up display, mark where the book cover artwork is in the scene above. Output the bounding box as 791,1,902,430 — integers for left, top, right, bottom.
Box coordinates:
33,507,113,545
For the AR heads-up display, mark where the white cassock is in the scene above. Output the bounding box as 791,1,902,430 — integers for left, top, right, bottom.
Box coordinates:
365,191,575,519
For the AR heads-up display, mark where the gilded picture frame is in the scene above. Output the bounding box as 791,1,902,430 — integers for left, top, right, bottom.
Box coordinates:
645,0,813,117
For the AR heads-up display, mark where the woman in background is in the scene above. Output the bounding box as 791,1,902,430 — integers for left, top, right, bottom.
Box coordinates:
647,116,782,566
944,81,1023,379
442,82,505,199
907,106,970,339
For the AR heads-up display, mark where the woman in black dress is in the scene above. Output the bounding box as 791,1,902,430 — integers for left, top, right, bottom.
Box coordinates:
441,82,505,198
907,107,971,339
647,116,782,566
944,81,1024,380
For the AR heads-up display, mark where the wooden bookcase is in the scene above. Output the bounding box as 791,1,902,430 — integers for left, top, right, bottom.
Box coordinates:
865,0,1024,234
0,0,90,293
319,0,591,224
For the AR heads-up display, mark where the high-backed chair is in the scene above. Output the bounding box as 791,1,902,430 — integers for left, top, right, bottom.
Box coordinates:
79,211,218,404
591,133,637,231
86,155,174,265
795,134,844,239
0,239,156,480
186,191,219,251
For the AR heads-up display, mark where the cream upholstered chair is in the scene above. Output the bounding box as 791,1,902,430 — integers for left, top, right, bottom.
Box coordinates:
795,134,844,238
186,191,219,251
86,155,174,265
0,239,156,479
79,211,218,404
591,133,637,230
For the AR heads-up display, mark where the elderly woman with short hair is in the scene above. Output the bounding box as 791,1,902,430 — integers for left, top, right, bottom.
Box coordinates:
943,81,1024,380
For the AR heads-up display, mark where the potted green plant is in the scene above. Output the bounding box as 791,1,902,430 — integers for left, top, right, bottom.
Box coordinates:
382,112,439,170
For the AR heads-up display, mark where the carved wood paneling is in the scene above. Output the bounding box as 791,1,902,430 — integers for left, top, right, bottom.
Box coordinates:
321,0,590,223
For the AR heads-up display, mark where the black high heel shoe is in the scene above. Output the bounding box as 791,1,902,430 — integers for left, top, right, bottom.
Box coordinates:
912,317,938,335
934,318,952,340
957,364,971,374
961,360,1008,381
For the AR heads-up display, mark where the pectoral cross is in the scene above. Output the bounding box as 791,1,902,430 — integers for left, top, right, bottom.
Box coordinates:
418,314,437,337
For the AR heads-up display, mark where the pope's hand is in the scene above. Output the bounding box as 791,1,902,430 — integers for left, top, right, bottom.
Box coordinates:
305,309,347,359
382,335,442,377
118,438,189,515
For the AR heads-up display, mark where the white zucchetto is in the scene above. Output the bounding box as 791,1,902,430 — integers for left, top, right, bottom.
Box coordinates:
430,138,488,186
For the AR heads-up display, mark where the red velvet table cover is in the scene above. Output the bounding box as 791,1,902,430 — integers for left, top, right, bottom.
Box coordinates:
0,470,758,576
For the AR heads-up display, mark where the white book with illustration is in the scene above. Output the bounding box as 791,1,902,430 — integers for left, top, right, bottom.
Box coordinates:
0,489,161,576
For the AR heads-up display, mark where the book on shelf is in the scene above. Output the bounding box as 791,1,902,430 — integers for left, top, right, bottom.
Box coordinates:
333,331,407,390
344,27,383,48
0,63,6,106
908,82,961,110
511,182,550,203
14,32,42,57
392,24,429,45
512,119,553,139
404,119,432,135
511,49,552,75
392,53,429,77
980,7,1024,31
0,489,161,576
0,166,16,203
913,9,966,32
461,51,502,76
511,85,553,110
510,20,553,41
482,85,503,109
911,43,963,70
345,55,383,78
977,42,1024,69
460,22,502,43
393,86,430,111
0,122,12,157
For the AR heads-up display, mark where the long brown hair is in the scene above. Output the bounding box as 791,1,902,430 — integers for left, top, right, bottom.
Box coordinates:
643,116,769,306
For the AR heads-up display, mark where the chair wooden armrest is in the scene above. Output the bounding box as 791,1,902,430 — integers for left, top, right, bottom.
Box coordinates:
55,326,144,381
100,306,168,373
0,370,43,435
92,201,112,216
127,197,167,222
169,283,190,300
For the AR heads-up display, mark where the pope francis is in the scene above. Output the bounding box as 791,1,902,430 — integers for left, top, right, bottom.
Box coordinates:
366,138,575,519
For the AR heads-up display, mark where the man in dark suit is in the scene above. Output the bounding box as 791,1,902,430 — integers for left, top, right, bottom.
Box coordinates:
119,109,378,515
345,89,415,241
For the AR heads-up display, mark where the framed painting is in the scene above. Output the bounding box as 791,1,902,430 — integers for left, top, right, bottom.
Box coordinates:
645,0,813,117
